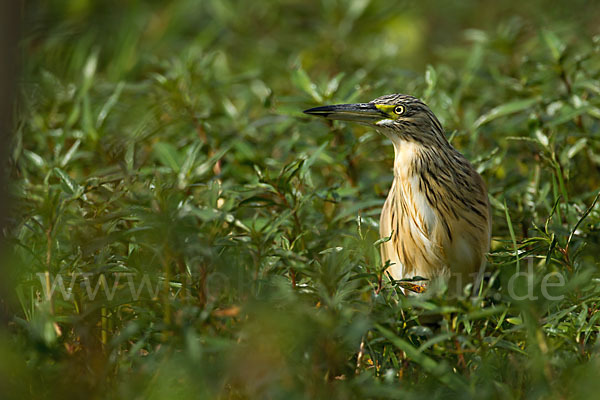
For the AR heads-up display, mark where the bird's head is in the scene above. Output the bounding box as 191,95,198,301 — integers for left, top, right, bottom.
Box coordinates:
304,94,447,146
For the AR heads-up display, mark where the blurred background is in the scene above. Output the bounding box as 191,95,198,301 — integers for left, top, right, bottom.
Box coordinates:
4,0,600,399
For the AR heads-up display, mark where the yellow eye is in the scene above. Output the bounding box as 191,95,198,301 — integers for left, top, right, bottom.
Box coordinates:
394,105,405,115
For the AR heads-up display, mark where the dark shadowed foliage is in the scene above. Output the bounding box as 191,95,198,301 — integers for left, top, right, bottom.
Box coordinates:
4,1,600,399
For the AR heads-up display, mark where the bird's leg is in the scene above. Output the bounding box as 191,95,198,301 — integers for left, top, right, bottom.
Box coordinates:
395,275,429,294
398,280,427,294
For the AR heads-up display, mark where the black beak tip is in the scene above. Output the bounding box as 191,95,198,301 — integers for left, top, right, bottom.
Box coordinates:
303,106,324,115
303,105,334,118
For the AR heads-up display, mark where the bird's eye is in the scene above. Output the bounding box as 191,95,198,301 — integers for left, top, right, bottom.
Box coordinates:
394,105,405,115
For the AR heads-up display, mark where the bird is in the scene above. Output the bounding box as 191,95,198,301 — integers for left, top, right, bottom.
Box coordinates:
304,94,491,296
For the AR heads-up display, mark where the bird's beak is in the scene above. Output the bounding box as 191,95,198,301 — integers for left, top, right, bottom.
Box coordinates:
303,103,386,125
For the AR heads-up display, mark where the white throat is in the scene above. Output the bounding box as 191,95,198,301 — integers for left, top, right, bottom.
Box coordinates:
391,140,421,179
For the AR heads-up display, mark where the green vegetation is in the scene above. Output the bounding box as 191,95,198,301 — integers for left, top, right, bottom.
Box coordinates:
5,1,600,398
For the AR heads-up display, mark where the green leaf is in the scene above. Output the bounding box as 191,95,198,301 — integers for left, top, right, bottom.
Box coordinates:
153,142,182,172
373,232,393,247
53,168,83,198
534,129,549,148
60,139,81,167
324,72,345,98
81,50,98,93
179,142,203,179
548,105,591,127
566,190,600,252
194,146,229,179
541,29,565,61
465,305,507,320
96,81,125,128
292,67,322,103
424,65,437,100
300,141,328,178
504,199,519,269
474,98,538,128
23,150,46,169
376,324,466,390
565,138,587,160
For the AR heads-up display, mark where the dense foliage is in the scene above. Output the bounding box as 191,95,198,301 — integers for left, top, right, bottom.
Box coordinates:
5,1,600,399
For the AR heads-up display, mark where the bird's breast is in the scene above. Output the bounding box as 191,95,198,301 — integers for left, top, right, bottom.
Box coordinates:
380,170,490,292
380,176,448,281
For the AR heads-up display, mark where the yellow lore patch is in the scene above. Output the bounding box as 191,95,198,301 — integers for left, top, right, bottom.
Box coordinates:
374,103,404,119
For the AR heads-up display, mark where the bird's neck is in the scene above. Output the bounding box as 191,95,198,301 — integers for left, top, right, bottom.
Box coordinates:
391,140,423,180
391,139,458,180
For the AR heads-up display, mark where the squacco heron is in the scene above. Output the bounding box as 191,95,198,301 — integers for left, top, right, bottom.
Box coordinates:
304,94,491,295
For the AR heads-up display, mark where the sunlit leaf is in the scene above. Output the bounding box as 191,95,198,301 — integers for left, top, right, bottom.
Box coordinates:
474,98,538,128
